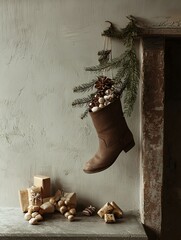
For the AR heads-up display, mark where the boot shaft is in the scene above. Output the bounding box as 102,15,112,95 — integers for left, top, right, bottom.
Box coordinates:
89,99,127,135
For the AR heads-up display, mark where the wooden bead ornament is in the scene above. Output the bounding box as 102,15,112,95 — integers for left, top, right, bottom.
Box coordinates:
31,212,39,218
92,106,99,112
69,208,76,215
35,214,43,221
104,95,110,100
28,205,39,214
60,206,67,214
64,199,70,206
24,213,32,221
64,211,70,218
57,200,64,208
98,97,104,104
49,198,56,205
68,214,74,221
105,89,112,95
29,218,38,225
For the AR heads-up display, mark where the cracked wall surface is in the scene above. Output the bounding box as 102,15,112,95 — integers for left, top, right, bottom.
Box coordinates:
0,0,141,209
0,0,181,216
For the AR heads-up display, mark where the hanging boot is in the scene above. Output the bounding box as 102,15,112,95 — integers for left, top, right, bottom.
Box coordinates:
83,98,135,173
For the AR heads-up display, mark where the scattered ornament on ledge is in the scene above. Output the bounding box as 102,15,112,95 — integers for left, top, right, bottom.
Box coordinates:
110,201,124,219
97,201,123,223
97,202,114,218
104,213,116,223
89,76,120,113
55,191,77,221
82,205,96,216
18,175,77,224
27,186,43,207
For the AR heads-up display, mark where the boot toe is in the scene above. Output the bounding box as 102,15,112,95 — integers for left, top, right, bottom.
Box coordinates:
83,162,95,174
83,160,110,174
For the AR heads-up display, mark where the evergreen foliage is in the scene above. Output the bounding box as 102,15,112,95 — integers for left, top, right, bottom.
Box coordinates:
72,16,140,119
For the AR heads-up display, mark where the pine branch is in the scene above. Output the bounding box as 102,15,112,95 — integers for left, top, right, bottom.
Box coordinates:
114,48,139,86
85,56,123,72
72,93,96,108
114,69,124,84
81,108,89,119
121,21,139,48
123,49,139,116
124,78,138,116
73,79,97,93
72,16,140,119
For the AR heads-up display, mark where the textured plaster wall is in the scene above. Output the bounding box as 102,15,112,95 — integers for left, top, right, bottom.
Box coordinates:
0,0,180,210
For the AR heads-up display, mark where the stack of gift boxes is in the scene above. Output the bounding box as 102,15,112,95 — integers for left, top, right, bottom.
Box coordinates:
18,175,77,225
97,201,123,223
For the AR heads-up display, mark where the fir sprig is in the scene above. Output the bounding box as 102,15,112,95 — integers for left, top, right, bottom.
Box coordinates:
123,51,139,116
72,16,140,119
85,56,123,72
73,79,97,93
81,108,89,119
72,93,96,108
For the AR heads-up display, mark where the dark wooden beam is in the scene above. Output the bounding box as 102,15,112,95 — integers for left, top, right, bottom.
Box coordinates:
140,27,181,37
141,37,165,239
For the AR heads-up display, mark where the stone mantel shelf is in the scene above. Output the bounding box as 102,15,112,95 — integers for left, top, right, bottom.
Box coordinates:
0,208,147,240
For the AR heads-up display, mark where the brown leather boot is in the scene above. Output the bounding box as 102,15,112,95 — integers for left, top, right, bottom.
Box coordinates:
83,98,135,173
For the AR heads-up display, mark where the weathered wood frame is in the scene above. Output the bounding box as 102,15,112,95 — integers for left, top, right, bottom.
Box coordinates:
140,28,181,240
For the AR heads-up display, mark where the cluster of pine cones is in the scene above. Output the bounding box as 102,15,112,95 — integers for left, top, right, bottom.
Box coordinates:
89,76,119,113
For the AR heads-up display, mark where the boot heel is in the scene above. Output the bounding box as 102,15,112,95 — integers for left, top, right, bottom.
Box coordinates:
123,140,135,153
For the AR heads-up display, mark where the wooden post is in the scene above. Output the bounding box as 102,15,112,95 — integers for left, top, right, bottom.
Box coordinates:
141,37,165,239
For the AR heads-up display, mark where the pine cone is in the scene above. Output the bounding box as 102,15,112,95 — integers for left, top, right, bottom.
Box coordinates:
95,76,113,91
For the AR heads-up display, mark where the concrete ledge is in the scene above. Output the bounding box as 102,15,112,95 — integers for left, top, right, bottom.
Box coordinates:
0,208,147,240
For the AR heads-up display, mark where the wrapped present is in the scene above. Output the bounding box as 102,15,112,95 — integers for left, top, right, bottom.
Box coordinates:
18,189,29,212
34,175,51,198
104,213,116,223
97,202,114,218
97,201,123,223
110,201,123,218
39,202,55,214
28,186,43,207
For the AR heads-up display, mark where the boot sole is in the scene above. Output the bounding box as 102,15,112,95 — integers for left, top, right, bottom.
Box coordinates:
84,140,135,174
83,164,113,174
